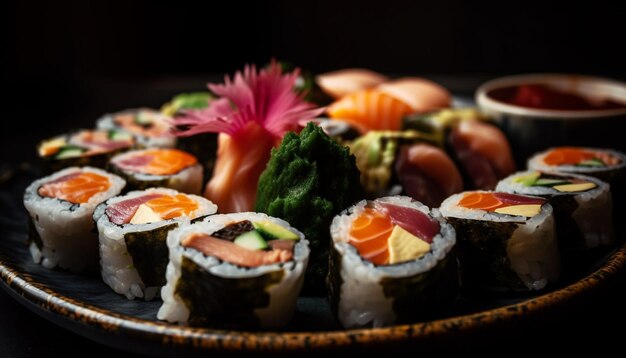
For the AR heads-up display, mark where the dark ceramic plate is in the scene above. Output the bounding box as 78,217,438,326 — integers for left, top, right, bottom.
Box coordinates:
1,165,625,355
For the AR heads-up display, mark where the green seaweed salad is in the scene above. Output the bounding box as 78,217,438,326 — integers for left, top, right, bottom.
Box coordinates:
256,122,364,295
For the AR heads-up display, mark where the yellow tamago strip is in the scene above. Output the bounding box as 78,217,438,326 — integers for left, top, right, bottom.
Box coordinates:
388,225,430,264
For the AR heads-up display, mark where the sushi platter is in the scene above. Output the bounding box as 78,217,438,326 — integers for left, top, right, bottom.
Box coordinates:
1,64,626,353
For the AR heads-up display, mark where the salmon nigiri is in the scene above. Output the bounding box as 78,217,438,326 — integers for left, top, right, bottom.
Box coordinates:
175,62,323,213
327,89,414,133
377,77,451,113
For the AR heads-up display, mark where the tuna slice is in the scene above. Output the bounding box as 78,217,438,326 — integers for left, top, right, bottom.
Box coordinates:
375,202,440,243
182,233,293,267
105,194,164,225
494,192,545,206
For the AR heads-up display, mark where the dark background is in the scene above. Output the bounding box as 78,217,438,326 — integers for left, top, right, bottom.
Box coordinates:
2,1,626,356
3,1,626,165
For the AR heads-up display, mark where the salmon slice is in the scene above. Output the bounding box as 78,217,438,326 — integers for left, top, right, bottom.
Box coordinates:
182,233,293,267
145,194,199,219
450,120,515,189
38,172,111,204
349,208,393,265
458,192,545,211
114,149,197,176
105,194,165,225
327,89,414,133
395,143,463,208
377,77,451,113
543,147,620,166
315,69,389,100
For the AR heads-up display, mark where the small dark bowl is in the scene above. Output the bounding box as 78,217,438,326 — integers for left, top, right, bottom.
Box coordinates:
475,74,626,165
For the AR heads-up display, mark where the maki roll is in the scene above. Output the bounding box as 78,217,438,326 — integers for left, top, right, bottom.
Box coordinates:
94,188,217,300
328,196,457,328
158,213,309,329
528,147,626,216
108,148,203,194
497,171,613,250
440,191,559,291
23,167,126,272
38,129,135,173
97,108,176,148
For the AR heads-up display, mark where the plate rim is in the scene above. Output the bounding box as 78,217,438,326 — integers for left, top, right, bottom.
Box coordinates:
1,241,625,352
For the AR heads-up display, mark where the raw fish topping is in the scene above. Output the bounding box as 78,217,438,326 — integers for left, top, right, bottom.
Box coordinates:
39,130,134,159
458,192,546,217
543,147,620,167
181,220,299,267
113,109,172,138
105,193,198,225
112,149,198,176
38,172,111,204
513,172,598,192
348,204,437,266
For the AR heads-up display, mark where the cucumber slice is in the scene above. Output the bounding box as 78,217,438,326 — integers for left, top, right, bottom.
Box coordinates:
233,230,268,250
534,178,571,187
577,158,605,167
252,221,299,241
55,146,86,159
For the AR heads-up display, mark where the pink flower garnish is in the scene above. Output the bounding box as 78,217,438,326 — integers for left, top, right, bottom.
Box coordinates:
175,62,324,213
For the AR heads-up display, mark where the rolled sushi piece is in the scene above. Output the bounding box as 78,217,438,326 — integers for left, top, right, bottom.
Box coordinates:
328,196,457,329
497,171,613,250
108,148,203,194
97,108,176,148
528,147,626,216
38,129,135,173
440,191,559,291
94,188,217,300
158,212,309,329
23,167,126,272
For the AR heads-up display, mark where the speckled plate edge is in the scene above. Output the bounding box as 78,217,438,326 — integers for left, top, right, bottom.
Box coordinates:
1,244,625,354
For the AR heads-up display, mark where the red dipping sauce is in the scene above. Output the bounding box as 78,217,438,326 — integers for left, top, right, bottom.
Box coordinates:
488,84,626,110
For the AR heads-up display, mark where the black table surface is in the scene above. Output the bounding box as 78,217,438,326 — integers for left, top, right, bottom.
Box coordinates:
2,75,625,356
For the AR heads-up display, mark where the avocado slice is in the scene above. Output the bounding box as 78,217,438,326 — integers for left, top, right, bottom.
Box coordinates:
553,182,597,192
252,221,299,241
55,146,86,159
494,204,542,217
513,172,540,186
233,230,268,250
108,130,133,141
534,178,570,187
